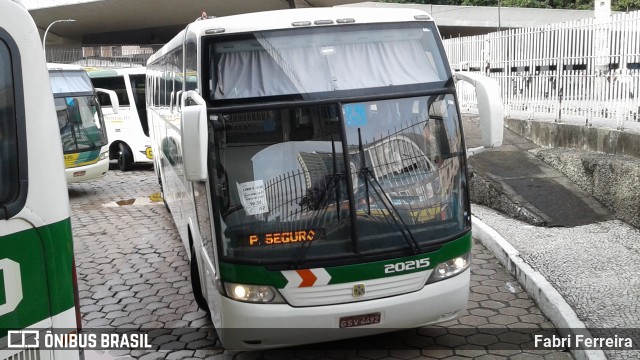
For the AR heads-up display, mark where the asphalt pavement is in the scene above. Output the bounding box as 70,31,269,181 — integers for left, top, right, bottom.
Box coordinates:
462,115,640,360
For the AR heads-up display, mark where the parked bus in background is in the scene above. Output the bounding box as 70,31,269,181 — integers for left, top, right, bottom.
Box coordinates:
147,7,503,350
48,63,111,183
87,67,153,171
1,1,82,359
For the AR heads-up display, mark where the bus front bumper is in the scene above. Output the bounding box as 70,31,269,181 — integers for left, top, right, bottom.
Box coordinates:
218,268,470,350
65,158,109,184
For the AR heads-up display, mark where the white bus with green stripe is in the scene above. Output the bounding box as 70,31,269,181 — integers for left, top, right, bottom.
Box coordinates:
48,63,111,183
1,1,82,359
147,7,503,350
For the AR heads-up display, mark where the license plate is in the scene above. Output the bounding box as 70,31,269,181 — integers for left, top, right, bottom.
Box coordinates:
339,312,381,328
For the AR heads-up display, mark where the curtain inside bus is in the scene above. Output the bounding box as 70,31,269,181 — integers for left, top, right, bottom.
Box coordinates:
210,24,448,101
49,70,94,94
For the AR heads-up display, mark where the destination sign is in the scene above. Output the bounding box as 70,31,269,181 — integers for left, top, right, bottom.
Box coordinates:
248,230,317,246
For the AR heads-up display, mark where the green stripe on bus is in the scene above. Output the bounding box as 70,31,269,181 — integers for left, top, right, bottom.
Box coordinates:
219,232,471,288
219,263,288,288
0,218,75,338
327,233,471,284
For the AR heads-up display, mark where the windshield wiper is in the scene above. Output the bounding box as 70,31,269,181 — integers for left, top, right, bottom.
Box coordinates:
357,129,421,255
77,125,97,149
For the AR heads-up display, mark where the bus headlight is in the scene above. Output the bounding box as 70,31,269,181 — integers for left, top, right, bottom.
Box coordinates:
426,252,471,284
99,151,109,161
224,282,285,303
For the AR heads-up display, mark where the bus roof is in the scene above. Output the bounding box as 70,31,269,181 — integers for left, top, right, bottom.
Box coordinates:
85,66,146,78
47,63,86,71
148,7,433,65
47,64,95,95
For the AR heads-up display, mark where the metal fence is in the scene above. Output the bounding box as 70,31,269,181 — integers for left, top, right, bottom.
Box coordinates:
443,10,640,129
45,44,163,68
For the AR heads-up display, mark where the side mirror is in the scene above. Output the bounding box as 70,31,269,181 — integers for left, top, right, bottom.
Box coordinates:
182,90,208,181
455,72,504,153
95,88,120,114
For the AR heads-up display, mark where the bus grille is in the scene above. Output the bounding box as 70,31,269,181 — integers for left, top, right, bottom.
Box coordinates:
279,269,431,307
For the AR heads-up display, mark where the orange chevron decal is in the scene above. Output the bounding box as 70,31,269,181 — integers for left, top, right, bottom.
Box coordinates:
297,269,317,287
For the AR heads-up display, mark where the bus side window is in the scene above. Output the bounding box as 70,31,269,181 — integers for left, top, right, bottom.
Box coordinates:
0,39,21,215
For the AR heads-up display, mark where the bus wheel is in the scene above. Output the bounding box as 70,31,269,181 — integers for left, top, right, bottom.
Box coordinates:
190,245,209,312
117,143,133,171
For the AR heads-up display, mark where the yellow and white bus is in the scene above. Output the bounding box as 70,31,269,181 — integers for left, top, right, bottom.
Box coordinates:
87,67,153,171
48,63,111,183
1,1,82,359
147,7,503,350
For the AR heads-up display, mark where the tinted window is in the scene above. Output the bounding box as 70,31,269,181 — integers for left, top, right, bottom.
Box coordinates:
0,39,18,206
90,76,130,106
212,95,468,266
129,74,149,136
209,22,448,102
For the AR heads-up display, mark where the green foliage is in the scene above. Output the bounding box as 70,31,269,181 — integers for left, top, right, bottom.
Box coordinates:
615,0,640,11
500,0,545,8
377,0,640,11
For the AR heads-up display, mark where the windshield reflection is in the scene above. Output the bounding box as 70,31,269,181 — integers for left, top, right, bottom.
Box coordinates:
213,95,468,265
56,96,108,153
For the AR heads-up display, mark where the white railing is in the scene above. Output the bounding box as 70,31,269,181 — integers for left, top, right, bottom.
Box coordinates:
444,10,640,130
46,44,162,68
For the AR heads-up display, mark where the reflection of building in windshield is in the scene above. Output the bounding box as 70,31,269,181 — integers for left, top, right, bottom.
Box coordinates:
362,133,433,180
246,97,463,225
297,151,341,190
261,134,444,225
352,132,442,219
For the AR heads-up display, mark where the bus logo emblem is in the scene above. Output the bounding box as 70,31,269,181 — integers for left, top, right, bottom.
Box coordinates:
352,284,365,297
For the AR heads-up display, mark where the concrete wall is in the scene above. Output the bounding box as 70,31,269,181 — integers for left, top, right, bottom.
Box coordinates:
505,118,640,158
505,117,640,227
530,148,640,228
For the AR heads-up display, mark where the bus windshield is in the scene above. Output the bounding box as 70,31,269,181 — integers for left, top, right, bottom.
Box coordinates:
55,96,108,153
49,70,108,153
208,22,450,102
212,94,469,266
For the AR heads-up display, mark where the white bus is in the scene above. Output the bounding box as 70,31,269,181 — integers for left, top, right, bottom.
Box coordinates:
87,67,153,171
147,7,503,350
1,1,82,359
48,63,111,183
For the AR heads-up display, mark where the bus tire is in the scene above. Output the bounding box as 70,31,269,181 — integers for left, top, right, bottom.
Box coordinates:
190,245,209,312
117,143,133,171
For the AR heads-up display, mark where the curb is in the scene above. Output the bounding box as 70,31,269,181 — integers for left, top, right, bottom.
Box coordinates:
471,215,607,360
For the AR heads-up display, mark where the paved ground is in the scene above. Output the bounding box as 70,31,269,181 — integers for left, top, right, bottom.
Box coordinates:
472,205,640,360
71,166,573,359
463,116,640,359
